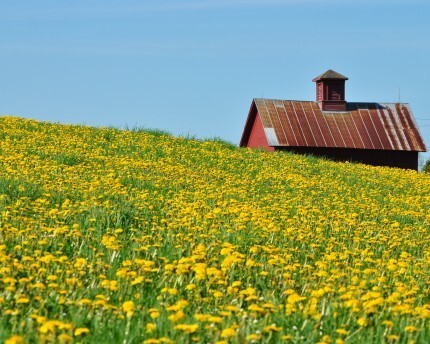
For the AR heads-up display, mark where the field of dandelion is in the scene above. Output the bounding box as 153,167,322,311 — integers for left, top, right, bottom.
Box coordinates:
0,116,429,344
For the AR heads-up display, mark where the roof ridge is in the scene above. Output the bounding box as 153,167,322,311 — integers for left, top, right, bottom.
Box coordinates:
253,99,410,105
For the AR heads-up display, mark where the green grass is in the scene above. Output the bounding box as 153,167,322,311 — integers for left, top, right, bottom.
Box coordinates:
0,116,429,343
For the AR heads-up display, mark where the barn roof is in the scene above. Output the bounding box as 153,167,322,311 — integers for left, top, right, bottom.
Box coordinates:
240,99,426,152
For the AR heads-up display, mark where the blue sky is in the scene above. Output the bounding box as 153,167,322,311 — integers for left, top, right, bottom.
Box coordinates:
1,0,430,162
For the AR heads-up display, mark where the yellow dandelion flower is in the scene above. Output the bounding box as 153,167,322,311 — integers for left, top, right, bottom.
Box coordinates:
382,320,394,327
247,334,261,341
221,328,236,338
264,324,282,332
5,335,25,344
122,301,135,317
16,297,30,304
58,333,72,342
248,304,265,313
74,328,90,336
146,323,156,333
186,283,196,290
387,335,399,341
174,324,199,334
357,317,367,327
335,329,348,335
168,311,185,322
404,325,418,333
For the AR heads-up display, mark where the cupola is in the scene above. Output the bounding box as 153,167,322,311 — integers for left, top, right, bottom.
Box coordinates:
312,69,348,111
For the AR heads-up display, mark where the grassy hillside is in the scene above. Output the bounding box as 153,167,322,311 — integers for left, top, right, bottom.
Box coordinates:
1,116,429,344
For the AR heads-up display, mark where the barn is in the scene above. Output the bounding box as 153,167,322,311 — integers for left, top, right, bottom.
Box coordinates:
240,70,427,170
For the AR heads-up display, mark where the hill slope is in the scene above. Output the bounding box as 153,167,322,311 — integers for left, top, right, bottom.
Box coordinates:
1,116,430,343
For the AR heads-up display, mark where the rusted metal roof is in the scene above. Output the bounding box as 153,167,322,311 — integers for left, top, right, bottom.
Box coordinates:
251,99,426,152
312,69,348,81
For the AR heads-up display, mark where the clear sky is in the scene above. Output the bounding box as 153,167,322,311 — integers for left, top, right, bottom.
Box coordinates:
1,0,430,163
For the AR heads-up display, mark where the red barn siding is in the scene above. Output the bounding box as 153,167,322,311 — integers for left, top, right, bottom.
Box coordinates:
248,113,274,152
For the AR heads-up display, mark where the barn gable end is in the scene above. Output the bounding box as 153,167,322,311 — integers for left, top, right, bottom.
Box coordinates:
248,113,274,151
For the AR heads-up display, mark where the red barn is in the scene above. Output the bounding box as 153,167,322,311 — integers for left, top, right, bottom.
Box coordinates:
240,70,427,170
